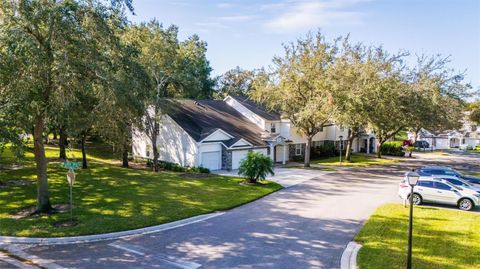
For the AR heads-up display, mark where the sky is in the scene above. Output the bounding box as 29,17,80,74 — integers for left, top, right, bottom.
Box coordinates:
127,0,480,89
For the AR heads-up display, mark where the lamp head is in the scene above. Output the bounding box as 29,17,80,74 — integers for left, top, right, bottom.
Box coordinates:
407,171,420,186
339,135,343,140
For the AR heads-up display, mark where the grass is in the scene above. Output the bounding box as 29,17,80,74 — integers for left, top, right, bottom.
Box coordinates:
312,154,399,167
467,146,480,153
355,203,480,269
285,166,337,172
0,146,282,237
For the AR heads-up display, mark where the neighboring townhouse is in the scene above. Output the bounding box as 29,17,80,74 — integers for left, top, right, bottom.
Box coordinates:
409,112,480,149
132,96,377,171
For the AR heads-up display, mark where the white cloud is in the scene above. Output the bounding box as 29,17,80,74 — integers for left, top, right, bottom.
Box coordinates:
218,15,256,22
264,0,369,32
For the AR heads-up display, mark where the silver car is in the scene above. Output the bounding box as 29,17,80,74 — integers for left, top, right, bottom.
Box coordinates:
398,177,480,211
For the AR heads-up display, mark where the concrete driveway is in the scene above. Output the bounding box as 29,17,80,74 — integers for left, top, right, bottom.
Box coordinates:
3,153,479,269
216,167,332,187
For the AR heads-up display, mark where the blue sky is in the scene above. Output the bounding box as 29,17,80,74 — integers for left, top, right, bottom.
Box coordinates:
128,0,480,89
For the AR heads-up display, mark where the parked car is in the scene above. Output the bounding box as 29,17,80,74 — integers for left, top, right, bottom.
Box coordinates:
413,140,429,149
417,166,480,186
431,175,480,193
398,177,480,211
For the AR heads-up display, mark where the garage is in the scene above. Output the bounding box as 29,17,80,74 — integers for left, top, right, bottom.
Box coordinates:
200,151,221,171
232,148,268,170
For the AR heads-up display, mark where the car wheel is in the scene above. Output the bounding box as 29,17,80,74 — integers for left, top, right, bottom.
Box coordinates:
458,198,473,211
411,193,422,205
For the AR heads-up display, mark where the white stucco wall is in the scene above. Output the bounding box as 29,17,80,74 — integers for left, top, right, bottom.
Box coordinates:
132,115,199,167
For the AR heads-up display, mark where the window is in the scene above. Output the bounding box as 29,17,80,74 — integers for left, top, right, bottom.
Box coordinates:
417,181,434,188
146,145,152,157
270,123,276,133
295,144,302,156
429,169,445,175
434,182,452,190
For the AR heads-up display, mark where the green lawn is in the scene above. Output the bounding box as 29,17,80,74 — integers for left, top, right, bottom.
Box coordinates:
356,204,480,269
312,154,399,167
0,147,282,237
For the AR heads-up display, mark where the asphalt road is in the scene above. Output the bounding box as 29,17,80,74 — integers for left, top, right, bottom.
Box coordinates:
3,153,480,269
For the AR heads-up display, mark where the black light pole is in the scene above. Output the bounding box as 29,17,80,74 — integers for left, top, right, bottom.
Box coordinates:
407,171,420,269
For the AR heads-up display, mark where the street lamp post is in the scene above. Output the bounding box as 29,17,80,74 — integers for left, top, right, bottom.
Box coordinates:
339,135,343,164
407,170,420,269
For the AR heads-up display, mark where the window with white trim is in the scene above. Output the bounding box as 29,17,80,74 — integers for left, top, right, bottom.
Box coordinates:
295,144,302,156
270,123,276,133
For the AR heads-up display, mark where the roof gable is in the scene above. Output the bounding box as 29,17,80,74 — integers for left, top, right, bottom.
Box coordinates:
165,99,268,147
201,129,234,142
227,95,281,121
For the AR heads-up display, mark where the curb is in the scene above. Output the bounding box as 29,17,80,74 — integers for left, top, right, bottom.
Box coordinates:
340,241,362,269
0,212,224,245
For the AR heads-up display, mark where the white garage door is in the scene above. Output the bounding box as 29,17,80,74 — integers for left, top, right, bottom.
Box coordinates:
201,151,221,171
232,150,249,170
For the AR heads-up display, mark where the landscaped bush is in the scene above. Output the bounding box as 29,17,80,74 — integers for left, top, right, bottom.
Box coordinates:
147,160,210,173
238,151,274,184
311,142,346,159
380,141,405,156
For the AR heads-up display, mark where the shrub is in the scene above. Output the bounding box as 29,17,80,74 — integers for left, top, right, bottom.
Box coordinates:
311,142,346,159
381,142,405,156
187,166,210,174
238,151,274,184
153,160,210,173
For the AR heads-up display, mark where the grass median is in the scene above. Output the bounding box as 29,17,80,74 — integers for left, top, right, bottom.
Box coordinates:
0,147,282,237
355,203,480,269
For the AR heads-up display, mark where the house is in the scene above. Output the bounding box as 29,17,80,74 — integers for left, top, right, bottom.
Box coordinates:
132,96,376,171
409,113,480,150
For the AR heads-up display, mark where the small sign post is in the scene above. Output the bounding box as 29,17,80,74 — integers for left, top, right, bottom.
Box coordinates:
63,161,80,221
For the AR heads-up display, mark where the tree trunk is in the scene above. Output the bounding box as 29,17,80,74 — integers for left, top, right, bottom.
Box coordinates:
376,142,382,158
33,115,52,213
345,136,354,161
304,136,312,168
53,132,58,140
345,129,356,161
152,121,159,172
413,128,420,144
59,126,67,160
122,141,129,168
81,133,87,169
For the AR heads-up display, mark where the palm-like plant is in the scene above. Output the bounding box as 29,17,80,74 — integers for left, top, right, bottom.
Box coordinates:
238,151,274,184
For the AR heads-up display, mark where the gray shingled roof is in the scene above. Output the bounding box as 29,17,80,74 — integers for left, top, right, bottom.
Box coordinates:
230,96,281,121
165,99,268,147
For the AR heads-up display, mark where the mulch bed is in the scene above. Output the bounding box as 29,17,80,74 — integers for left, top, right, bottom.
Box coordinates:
10,204,74,220
240,181,265,186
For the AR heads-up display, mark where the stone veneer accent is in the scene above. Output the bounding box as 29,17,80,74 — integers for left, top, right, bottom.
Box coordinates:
221,145,232,170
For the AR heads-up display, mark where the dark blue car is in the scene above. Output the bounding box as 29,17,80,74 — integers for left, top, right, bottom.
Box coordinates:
417,166,480,185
